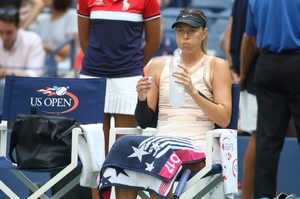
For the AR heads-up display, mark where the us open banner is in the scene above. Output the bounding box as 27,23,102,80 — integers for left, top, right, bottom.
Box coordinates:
2,76,106,123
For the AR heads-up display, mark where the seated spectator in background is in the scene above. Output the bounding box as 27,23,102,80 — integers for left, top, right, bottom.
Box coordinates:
0,0,45,30
34,0,77,76
0,6,45,113
98,8,232,199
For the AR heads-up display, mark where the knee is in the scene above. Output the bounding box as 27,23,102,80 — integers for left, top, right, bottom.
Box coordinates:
115,186,138,199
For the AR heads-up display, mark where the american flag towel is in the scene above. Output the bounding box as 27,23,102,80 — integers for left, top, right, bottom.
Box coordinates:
98,135,205,199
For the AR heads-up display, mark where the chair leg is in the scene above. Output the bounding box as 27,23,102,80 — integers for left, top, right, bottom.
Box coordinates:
192,174,222,199
51,174,80,199
0,180,20,199
11,170,49,199
138,190,151,199
10,164,78,199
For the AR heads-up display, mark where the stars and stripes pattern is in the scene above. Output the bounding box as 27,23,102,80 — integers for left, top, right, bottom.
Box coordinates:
99,135,205,198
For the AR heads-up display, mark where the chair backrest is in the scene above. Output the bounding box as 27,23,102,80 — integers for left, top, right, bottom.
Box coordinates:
2,76,106,124
215,84,240,130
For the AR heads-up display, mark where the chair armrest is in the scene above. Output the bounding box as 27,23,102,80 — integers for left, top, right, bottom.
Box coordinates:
142,127,157,136
183,128,238,195
0,121,8,157
71,127,83,166
109,116,157,150
109,127,143,150
108,126,158,150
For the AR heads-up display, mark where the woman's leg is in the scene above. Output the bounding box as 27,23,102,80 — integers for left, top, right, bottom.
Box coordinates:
181,161,206,173
92,113,111,199
115,187,138,199
114,114,137,128
149,161,205,199
113,114,137,139
149,188,173,199
103,113,112,155
242,132,256,199
103,113,136,154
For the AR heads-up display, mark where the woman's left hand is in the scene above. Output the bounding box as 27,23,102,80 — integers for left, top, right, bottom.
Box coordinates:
172,64,197,96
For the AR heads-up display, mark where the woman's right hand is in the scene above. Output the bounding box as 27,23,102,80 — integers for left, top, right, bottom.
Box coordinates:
136,76,152,101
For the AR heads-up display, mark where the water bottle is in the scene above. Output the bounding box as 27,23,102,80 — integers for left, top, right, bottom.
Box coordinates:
169,48,185,107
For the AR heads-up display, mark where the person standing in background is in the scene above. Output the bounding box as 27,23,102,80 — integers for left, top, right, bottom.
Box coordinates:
222,0,258,198
77,0,161,155
77,0,161,198
242,0,300,198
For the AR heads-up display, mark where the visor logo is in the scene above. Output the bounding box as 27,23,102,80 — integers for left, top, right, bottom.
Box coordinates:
122,0,130,11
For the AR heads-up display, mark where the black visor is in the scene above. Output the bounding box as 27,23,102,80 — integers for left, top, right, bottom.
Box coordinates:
172,13,206,29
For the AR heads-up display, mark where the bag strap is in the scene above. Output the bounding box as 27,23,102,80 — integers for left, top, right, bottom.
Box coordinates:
55,122,83,140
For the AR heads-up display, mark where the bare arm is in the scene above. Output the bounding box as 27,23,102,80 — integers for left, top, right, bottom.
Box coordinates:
77,16,90,53
136,58,166,112
195,58,232,128
44,42,70,58
175,57,232,128
20,0,44,29
43,32,77,59
222,16,240,83
239,33,257,90
222,16,233,67
137,57,232,128
142,18,161,65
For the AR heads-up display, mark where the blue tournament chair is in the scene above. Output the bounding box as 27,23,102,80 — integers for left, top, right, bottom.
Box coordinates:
0,76,106,199
109,84,240,198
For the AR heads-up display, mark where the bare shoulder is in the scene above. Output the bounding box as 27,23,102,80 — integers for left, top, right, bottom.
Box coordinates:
209,56,231,84
210,57,231,80
147,56,170,86
210,56,229,70
150,56,169,67
209,56,231,77
148,56,169,75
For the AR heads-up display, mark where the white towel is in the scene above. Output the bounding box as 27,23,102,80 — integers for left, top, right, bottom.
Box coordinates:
217,129,238,197
78,124,105,188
